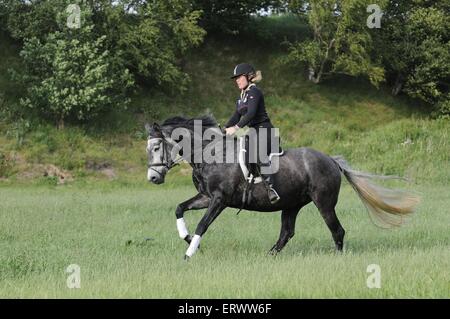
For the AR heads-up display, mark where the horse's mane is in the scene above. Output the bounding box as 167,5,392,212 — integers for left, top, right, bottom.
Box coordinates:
161,115,230,146
161,115,219,131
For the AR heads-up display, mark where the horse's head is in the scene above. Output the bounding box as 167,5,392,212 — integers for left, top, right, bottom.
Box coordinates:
145,115,222,184
145,122,178,184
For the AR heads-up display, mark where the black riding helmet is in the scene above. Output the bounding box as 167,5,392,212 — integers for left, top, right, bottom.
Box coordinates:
231,63,256,79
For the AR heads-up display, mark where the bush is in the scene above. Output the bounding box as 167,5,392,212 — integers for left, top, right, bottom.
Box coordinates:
434,97,450,118
0,150,15,178
5,119,31,148
377,1,450,116
108,0,205,91
11,7,133,128
283,0,385,86
193,0,278,33
3,0,206,125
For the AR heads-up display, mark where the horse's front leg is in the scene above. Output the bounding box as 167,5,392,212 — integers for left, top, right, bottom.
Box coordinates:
176,193,210,244
185,195,226,259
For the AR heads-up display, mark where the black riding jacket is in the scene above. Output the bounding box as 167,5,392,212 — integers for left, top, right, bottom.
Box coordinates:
225,84,271,128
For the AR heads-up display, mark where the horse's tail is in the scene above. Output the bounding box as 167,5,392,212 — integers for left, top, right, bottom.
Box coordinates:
331,156,421,228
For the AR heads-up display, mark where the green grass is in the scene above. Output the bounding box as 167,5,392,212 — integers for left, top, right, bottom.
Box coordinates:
0,183,448,298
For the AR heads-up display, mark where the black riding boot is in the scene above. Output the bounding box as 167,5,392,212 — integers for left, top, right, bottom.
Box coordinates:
262,173,280,204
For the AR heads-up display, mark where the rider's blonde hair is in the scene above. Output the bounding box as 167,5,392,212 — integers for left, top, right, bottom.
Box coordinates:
249,70,262,83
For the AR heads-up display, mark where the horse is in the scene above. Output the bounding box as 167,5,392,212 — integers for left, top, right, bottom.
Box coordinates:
145,115,420,259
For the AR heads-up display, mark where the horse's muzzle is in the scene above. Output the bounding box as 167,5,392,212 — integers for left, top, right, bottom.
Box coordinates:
149,175,164,184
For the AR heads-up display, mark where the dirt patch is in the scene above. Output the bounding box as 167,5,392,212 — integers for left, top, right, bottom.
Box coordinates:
100,168,116,180
85,159,116,180
43,164,73,184
17,163,73,184
85,159,112,170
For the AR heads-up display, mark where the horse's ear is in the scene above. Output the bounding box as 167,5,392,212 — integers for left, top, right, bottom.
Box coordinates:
144,123,152,134
145,122,161,136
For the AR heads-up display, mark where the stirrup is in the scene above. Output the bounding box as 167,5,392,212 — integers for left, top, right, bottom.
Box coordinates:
268,187,280,204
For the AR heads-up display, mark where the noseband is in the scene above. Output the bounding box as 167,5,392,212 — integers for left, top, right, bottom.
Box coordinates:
147,136,180,177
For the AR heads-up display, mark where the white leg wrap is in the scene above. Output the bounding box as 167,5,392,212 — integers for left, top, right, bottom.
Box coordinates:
176,218,189,239
185,235,201,257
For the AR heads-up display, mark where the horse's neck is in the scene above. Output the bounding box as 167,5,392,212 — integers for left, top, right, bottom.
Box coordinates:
189,138,241,170
165,125,241,167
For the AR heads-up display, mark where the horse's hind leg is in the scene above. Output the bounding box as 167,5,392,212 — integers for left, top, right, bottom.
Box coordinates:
269,208,300,255
321,208,345,251
312,195,345,251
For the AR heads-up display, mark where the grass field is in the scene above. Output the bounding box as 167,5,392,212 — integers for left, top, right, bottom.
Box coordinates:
0,182,448,298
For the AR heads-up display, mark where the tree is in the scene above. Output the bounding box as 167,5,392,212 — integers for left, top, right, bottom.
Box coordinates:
0,1,7,31
12,4,134,128
284,0,385,86
3,0,206,92
378,0,449,116
0,0,60,40
102,0,206,90
193,0,279,33
2,0,207,125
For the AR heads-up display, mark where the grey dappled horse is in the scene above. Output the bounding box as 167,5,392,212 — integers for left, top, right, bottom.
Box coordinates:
146,116,420,259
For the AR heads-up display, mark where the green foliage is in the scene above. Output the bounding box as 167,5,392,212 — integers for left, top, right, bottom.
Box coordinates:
5,119,31,148
243,14,311,45
0,2,6,31
10,4,134,127
2,0,206,125
333,0,386,86
435,97,450,118
0,92,5,118
378,0,450,117
193,0,279,33
105,0,206,91
0,150,15,177
0,0,59,40
0,31,22,121
284,0,385,86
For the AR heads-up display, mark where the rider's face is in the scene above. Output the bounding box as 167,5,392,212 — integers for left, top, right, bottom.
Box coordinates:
235,75,248,90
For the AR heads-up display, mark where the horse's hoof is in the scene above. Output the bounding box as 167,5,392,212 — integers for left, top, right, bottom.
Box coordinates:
267,243,279,255
335,243,344,253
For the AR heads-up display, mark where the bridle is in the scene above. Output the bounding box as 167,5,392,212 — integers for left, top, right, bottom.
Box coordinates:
147,136,182,177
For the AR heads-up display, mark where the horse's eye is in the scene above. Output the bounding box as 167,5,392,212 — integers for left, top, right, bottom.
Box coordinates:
153,146,160,151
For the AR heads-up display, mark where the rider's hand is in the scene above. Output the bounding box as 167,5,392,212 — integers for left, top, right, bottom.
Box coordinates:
225,125,239,135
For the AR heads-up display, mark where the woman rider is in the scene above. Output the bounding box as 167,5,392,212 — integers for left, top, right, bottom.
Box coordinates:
224,63,281,204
